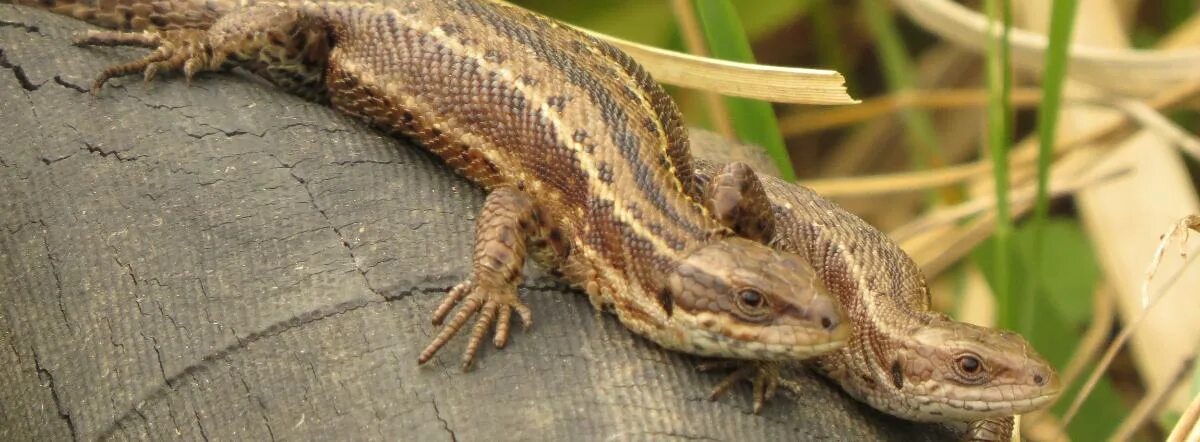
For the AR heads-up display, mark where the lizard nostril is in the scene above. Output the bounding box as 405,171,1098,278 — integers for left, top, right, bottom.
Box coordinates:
1033,373,1045,386
820,315,837,331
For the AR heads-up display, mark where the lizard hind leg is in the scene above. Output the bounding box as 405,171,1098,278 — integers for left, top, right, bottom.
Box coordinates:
698,162,776,244
71,4,333,97
74,28,217,93
418,186,539,371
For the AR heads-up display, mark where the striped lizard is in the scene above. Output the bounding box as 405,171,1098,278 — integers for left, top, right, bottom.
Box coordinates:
3,0,1061,438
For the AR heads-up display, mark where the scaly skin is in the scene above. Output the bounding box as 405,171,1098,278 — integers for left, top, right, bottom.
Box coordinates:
692,159,1061,440
7,0,850,396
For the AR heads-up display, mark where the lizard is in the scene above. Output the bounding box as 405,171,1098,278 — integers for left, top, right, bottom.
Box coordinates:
689,159,1062,440
5,0,1060,437
3,0,852,403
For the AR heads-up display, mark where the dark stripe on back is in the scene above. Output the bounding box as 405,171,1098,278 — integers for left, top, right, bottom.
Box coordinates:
590,38,696,197
452,0,708,243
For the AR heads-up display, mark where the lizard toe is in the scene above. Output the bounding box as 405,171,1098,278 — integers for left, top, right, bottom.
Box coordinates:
462,298,502,370
493,305,513,348
419,279,530,370
705,362,755,402
431,280,474,326
75,28,214,93
702,360,791,414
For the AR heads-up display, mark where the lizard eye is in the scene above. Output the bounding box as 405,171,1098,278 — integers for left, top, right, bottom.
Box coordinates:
954,353,988,382
959,356,980,372
734,289,771,319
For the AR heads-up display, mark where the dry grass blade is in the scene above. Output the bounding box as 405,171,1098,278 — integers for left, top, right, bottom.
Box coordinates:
796,88,1197,198
802,161,987,197
888,165,1126,243
1142,215,1200,307
1111,101,1200,164
892,0,1200,98
574,28,858,105
908,213,993,278
1060,284,1115,391
778,88,1044,136
1167,391,1200,441
1062,215,1200,426
901,125,1136,279
1112,356,1198,441
899,160,1128,278
880,78,1200,281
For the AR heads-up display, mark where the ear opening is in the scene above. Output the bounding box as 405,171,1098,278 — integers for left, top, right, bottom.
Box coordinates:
890,360,904,390
657,289,673,317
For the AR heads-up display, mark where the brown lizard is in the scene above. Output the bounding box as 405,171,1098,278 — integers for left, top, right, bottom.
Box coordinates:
7,0,1060,438
6,0,851,399
690,159,1061,440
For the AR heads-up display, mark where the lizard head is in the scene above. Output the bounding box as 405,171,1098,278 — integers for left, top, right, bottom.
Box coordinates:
662,237,850,360
885,319,1061,421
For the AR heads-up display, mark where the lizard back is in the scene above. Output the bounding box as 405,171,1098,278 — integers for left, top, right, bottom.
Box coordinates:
312,0,722,296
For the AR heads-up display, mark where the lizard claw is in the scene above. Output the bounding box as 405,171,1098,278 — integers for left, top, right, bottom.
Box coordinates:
699,360,794,414
419,279,532,370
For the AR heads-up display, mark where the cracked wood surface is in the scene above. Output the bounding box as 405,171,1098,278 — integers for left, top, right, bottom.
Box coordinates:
0,6,954,441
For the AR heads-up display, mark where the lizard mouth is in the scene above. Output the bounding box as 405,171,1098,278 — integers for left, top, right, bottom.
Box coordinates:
725,334,846,360
912,391,1060,419
682,324,847,360
787,339,844,357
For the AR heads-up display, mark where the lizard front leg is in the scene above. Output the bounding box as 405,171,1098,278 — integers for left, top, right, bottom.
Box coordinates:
698,359,807,414
418,186,538,370
963,417,1015,442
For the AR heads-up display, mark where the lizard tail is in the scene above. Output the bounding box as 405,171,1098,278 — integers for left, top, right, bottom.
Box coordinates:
3,0,237,31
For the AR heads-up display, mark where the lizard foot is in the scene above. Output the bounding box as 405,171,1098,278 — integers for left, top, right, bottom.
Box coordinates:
418,279,533,371
699,360,801,414
963,417,1014,442
74,29,215,93
419,187,539,370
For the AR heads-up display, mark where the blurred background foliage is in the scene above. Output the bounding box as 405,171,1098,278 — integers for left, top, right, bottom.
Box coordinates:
514,1,1200,441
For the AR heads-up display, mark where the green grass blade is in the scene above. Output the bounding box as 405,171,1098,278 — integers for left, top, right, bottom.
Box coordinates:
810,0,852,89
1030,0,1078,336
730,0,814,41
1165,0,1193,31
984,0,1014,329
691,0,796,181
860,0,943,171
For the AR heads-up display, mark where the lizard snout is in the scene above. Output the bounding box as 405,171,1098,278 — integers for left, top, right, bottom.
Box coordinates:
807,294,848,338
